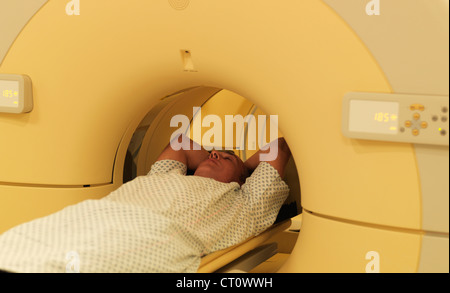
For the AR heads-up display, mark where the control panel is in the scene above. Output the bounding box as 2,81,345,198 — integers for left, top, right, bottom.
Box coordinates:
342,92,449,146
0,74,33,114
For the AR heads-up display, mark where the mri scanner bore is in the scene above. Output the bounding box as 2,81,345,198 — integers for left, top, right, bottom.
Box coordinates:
0,134,293,273
0,0,448,273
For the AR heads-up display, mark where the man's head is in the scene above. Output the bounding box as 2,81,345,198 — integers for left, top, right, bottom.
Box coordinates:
194,150,249,185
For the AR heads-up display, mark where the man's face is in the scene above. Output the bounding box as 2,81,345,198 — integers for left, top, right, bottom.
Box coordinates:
194,150,248,185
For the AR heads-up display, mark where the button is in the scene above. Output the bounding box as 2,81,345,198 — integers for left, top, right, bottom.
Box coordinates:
412,129,420,136
441,129,447,136
432,115,439,122
442,107,448,113
405,120,412,128
410,104,425,111
421,121,428,129
442,116,448,123
413,113,420,120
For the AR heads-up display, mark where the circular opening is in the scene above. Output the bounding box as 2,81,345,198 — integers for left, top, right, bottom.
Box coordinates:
123,87,301,222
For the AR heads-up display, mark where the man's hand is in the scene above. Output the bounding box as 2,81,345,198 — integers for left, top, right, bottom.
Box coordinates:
244,137,291,178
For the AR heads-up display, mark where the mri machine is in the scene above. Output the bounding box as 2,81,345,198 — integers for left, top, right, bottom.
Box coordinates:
0,0,448,273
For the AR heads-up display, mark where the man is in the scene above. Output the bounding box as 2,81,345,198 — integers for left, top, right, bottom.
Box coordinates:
0,135,291,273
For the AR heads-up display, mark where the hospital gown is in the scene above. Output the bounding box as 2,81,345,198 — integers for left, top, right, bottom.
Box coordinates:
0,160,289,273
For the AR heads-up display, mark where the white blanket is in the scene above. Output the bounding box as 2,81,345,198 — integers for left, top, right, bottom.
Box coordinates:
0,160,289,273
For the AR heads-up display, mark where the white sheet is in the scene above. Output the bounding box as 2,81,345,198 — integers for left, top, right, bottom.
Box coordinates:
0,160,289,273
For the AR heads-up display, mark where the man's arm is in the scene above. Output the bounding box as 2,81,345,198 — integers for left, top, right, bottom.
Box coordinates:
156,134,210,171
244,137,291,178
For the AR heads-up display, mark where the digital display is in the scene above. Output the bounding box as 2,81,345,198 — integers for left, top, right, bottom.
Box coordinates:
348,100,399,135
0,80,20,108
